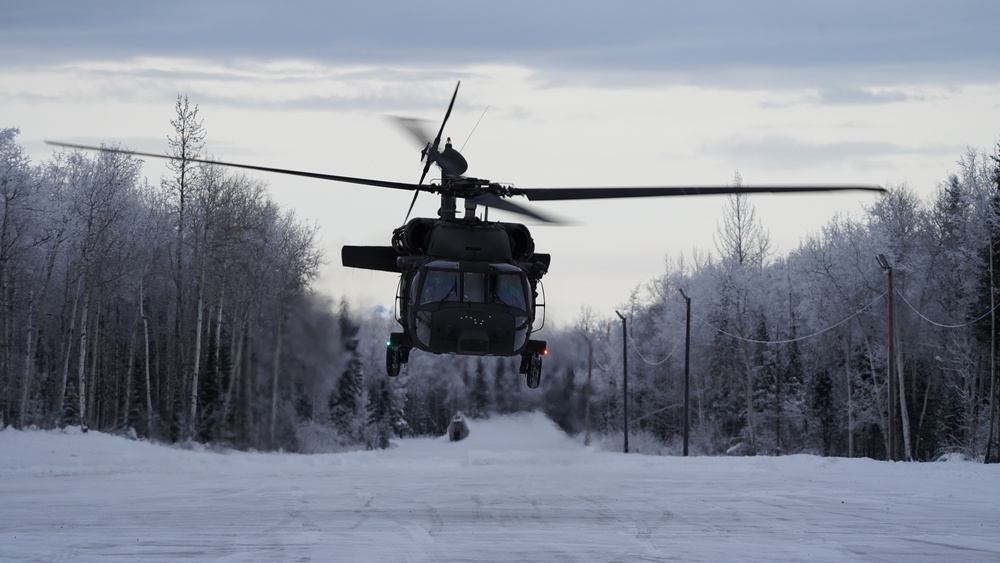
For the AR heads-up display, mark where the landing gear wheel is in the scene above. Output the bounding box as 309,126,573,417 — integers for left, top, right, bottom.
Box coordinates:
386,346,401,377
521,353,542,389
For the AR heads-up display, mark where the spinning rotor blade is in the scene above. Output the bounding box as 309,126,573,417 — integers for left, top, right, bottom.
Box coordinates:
420,80,461,185
403,190,421,223
401,81,463,222
44,141,425,192
471,194,564,224
432,82,460,155
514,184,884,201
390,116,435,148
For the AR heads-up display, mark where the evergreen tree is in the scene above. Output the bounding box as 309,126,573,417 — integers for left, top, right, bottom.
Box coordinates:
492,358,511,414
780,336,806,453
811,369,835,456
366,377,394,449
196,320,223,442
544,366,579,434
293,379,312,421
469,359,491,417
61,379,79,428
329,302,364,441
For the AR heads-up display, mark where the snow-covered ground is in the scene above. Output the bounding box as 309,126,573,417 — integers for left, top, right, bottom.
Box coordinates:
2,414,998,562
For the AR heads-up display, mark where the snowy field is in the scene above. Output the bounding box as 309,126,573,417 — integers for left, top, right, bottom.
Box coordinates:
2,414,999,562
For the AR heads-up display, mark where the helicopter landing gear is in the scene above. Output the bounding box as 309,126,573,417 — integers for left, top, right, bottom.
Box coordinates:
520,352,542,389
385,345,411,377
386,333,411,377
386,346,402,377
386,345,411,377
519,340,547,389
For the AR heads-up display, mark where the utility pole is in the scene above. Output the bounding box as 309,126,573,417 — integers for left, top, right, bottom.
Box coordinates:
679,289,691,457
584,335,593,447
616,310,629,454
877,254,897,461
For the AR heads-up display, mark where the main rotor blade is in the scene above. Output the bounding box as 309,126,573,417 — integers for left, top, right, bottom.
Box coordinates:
433,81,461,151
403,190,421,223
471,194,564,224
420,81,461,185
389,116,434,148
514,185,885,201
388,117,435,221
45,141,424,192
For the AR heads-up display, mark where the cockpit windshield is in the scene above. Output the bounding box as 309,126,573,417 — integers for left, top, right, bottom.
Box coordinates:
417,261,528,310
463,272,486,303
420,269,460,304
490,272,526,309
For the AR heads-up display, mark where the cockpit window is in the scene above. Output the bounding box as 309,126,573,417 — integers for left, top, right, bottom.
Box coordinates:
417,262,528,310
420,270,459,304
491,273,527,309
463,272,486,302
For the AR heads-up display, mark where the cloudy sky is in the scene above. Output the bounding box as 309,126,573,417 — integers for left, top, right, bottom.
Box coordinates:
3,1,999,324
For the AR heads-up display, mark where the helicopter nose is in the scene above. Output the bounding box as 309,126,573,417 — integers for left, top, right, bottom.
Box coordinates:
455,311,491,353
425,307,518,355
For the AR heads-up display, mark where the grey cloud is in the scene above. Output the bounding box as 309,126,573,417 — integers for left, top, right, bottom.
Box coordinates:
2,63,477,114
709,136,963,170
4,0,999,89
757,87,923,109
814,88,914,106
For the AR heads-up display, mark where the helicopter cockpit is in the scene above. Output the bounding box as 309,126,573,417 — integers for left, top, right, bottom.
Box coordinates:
402,259,533,356
416,262,528,309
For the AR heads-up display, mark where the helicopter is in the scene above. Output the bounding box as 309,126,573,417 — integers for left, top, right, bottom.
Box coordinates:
48,81,884,389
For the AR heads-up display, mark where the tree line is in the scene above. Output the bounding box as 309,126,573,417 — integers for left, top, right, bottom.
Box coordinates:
559,156,1000,462
2,97,999,461
0,97,326,449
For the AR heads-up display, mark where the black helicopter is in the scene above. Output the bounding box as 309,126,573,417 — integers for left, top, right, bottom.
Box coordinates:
48,82,883,389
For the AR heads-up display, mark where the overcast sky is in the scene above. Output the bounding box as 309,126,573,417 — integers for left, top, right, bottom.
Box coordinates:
3,1,999,323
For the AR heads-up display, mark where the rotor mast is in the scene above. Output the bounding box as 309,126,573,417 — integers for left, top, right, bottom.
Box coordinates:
438,194,457,220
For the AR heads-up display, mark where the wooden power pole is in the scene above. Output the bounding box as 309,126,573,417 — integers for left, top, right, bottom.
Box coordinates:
877,254,897,461
616,310,629,454
679,289,691,457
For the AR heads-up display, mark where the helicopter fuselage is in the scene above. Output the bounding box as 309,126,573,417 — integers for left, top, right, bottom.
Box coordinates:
397,258,534,356
343,216,549,378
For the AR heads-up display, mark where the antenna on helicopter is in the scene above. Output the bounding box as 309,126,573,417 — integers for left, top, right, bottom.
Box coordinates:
461,106,489,153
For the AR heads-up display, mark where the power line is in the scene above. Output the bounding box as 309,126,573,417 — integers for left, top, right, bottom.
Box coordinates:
896,291,1000,329
583,321,681,371
692,292,887,345
587,289,889,366
591,348,612,373
630,402,683,425
628,329,680,366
